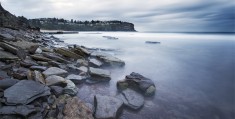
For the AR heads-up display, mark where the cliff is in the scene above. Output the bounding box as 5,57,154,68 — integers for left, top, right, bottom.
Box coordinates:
29,18,136,31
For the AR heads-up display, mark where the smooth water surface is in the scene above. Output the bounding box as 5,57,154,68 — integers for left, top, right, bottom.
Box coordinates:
55,32,235,119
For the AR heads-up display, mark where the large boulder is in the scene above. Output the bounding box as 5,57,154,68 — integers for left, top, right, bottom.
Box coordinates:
4,80,51,105
43,67,68,77
118,89,144,110
117,72,156,96
94,95,123,119
91,51,125,67
63,97,94,119
45,75,66,86
89,67,111,81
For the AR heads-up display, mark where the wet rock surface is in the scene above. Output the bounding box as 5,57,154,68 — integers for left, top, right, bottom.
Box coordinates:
94,95,123,119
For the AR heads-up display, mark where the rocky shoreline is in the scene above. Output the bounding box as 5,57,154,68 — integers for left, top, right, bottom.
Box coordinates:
0,26,156,119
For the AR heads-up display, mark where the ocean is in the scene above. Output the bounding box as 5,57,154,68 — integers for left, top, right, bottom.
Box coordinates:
55,32,235,119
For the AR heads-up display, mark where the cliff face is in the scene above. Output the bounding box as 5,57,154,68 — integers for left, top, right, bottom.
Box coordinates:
29,18,136,31
0,3,29,30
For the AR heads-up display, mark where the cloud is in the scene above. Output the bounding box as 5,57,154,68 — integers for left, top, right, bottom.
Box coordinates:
1,0,234,32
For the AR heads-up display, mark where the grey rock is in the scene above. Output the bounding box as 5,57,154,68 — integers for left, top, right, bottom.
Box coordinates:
0,50,18,61
12,67,28,80
77,59,88,66
43,67,68,77
45,75,66,86
89,67,111,81
54,47,83,59
63,79,78,96
120,89,144,110
89,58,103,67
0,33,15,41
35,48,42,54
0,105,36,117
50,86,63,97
48,60,61,67
42,52,68,63
20,59,38,68
0,78,19,90
66,74,86,84
31,54,52,61
4,80,51,105
78,66,88,73
34,70,46,85
30,65,47,71
94,95,123,119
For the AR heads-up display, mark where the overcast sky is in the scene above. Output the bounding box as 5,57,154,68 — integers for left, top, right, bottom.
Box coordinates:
1,0,234,32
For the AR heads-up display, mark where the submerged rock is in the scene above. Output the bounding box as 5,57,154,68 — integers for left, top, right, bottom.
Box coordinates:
119,89,144,110
63,97,94,119
94,95,123,119
89,67,111,81
0,105,37,117
117,72,156,96
4,80,51,105
43,67,68,77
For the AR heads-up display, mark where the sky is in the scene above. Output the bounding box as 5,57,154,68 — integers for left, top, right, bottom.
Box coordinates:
1,0,234,32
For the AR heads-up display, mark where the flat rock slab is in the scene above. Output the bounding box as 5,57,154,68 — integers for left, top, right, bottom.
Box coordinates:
119,89,144,110
0,78,19,90
30,66,47,71
63,97,94,119
31,54,52,62
94,95,123,119
0,50,18,61
54,48,83,59
89,67,111,81
42,52,68,63
4,80,51,105
0,105,36,117
89,58,103,67
66,74,86,84
43,67,68,77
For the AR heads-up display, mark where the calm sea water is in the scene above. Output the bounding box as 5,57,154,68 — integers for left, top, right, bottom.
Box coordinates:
55,32,235,119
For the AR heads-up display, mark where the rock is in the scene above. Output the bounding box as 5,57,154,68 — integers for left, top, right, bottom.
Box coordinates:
63,79,78,96
50,86,63,97
42,52,68,63
30,65,47,71
34,70,46,85
35,48,42,54
28,45,39,54
0,105,37,117
94,95,123,119
12,67,28,80
89,67,111,81
43,67,68,77
31,54,52,61
89,58,103,67
0,42,26,60
65,74,86,84
70,46,90,57
37,61,49,66
7,40,39,51
0,78,19,90
77,59,88,66
20,59,38,68
117,72,156,96
145,41,160,44
48,60,61,67
77,66,88,73
0,50,18,61
91,51,125,67
119,89,144,110
63,97,94,119
0,33,15,41
54,47,83,59
45,75,66,86
4,80,51,105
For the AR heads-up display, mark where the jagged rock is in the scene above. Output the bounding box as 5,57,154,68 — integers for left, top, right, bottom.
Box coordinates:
0,105,37,117
30,65,47,71
65,74,86,84
89,58,103,67
0,78,19,90
45,75,66,86
31,54,52,61
89,67,111,81
63,79,78,96
63,97,94,119
43,67,68,77
50,86,63,97
34,70,46,85
4,80,51,105
91,51,125,67
94,95,123,119
119,89,144,110
117,72,156,96
54,48,83,59
0,50,18,61
42,52,68,63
